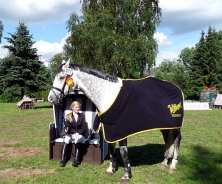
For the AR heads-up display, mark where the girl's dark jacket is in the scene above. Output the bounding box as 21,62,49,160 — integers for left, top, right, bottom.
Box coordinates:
64,112,87,135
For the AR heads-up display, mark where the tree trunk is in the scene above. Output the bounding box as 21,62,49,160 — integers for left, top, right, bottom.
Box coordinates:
20,87,25,99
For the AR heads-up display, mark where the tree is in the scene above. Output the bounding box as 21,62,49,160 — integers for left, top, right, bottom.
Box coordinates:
189,27,222,96
64,0,161,78
1,22,48,100
0,20,3,43
49,53,67,78
178,47,196,98
0,54,13,94
214,30,222,92
178,47,195,71
36,64,52,91
0,55,22,102
155,59,189,97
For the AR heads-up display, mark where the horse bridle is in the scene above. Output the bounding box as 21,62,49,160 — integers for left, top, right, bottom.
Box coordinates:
50,65,74,103
51,81,66,103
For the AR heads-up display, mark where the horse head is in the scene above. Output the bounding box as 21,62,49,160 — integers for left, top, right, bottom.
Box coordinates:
48,59,77,104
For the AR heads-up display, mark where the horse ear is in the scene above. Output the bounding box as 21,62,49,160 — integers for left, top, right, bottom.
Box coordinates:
66,58,71,67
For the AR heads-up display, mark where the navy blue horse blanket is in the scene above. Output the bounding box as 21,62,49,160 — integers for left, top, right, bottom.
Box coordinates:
98,77,184,143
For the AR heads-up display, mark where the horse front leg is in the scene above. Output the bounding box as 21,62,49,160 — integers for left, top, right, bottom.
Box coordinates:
119,139,132,181
106,143,117,174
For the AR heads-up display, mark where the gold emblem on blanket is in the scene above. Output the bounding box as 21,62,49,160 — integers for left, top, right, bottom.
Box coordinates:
167,102,182,117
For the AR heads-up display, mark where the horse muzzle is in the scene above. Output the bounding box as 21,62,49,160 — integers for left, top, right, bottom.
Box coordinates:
48,90,61,105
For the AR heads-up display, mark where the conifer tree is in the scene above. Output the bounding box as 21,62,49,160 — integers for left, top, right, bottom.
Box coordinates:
204,27,222,90
188,30,206,96
0,20,3,43
1,22,48,99
189,27,222,96
213,30,222,92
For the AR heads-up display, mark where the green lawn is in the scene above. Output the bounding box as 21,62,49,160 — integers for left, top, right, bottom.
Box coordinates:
0,102,222,184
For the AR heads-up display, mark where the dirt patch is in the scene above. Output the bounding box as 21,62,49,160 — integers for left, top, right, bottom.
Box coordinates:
0,147,45,159
0,140,25,145
0,142,55,180
0,168,56,179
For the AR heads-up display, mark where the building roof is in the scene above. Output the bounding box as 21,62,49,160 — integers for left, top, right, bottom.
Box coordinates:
17,95,33,106
214,94,222,106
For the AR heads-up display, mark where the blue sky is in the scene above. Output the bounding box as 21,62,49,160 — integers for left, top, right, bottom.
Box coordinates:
1,0,222,67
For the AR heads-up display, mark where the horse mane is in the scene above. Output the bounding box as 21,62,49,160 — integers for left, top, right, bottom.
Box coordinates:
70,64,119,83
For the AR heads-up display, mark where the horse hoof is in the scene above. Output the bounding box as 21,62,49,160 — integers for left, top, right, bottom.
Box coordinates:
160,163,168,170
105,171,113,175
120,179,130,184
169,168,176,174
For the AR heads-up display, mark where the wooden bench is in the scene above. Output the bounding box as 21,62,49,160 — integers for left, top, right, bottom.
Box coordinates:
49,91,108,164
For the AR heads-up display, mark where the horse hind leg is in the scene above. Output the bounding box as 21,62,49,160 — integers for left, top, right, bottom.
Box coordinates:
169,129,182,174
160,129,182,173
119,139,132,181
160,130,172,169
106,143,117,175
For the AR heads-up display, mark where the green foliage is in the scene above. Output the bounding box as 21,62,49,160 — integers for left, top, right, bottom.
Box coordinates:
36,65,52,91
155,59,189,97
179,47,195,71
48,53,67,78
189,27,222,96
175,26,222,99
0,86,20,102
65,0,161,78
0,22,49,101
0,54,13,94
0,20,3,43
31,90,50,101
214,30,222,91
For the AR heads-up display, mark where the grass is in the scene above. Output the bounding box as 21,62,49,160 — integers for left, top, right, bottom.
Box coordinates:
0,102,222,184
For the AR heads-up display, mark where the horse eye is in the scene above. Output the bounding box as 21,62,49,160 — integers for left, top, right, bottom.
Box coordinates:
60,75,65,80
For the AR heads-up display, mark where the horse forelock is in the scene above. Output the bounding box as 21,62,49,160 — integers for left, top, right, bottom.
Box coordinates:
70,64,119,83
56,63,66,75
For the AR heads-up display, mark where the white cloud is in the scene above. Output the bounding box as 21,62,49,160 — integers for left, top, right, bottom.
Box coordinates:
34,33,70,66
154,32,172,47
0,0,82,24
34,40,62,66
0,34,70,66
0,45,8,58
155,0,222,65
156,51,179,67
159,0,222,34
2,0,222,69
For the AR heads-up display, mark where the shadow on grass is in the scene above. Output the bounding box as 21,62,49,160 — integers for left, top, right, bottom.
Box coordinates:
35,105,53,109
180,145,222,184
114,143,165,167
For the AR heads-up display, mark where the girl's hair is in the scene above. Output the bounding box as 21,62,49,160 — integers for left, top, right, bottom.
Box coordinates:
70,101,81,109
66,101,81,122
